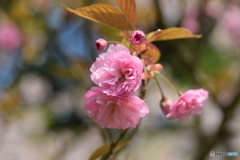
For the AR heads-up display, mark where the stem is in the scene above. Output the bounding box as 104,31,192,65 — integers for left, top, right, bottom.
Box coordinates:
107,41,132,49
154,75,165,98
107,41,127,45
100,129,129,160
101,57,149,159
111,78,149,159
139,79,148,99
155,72,181,96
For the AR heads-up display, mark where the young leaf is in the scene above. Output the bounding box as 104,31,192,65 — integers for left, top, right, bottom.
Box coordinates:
147,27,201,42
89,142,129,160
116,0,137,27
145,43,161,63
62,4,129,30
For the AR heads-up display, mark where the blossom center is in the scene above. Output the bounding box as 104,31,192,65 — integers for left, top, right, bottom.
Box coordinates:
109,102,118,108
96,42,100,49
119,76,126,82
119,70,130,82
134,34,142,41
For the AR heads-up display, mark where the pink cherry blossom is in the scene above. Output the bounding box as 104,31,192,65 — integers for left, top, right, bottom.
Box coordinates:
90,44,143,96
95,38,107,51
166,89,208,122
0,23,21,51
84,87,149,129
130,30,145,45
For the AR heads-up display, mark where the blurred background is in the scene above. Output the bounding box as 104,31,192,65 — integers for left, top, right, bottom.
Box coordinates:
0,0,239,160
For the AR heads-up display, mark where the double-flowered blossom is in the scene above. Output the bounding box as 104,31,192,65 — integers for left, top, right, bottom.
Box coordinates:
84,87,149,129
90,44,143,97
164,89,208,121
85,44,149,129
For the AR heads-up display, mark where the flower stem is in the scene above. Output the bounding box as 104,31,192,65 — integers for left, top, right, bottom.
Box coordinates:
100,129,129,160
107,41,129,46
154,75,165,98
107,41,133,49
155,72,181,96
107,41,124,44
110,78,149,159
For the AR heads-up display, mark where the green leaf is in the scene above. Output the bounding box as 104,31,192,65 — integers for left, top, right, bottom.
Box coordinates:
89,142,129,160
62,4,129,30
147,27,201,42
116,0,137,27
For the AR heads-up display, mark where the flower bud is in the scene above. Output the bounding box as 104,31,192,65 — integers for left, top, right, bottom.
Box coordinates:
95,38,107,51
160,97,175,119
130,30,145,45
147,64,163,72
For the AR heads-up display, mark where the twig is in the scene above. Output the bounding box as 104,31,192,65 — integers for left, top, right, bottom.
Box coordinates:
111,78,149,159
156,72,181,96
100,78,149,160
100,129,129,160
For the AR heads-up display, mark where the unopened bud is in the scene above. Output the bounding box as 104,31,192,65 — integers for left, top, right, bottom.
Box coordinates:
147,64,163,71
130,30,145,45
141,72,148,80
160,97,175,119
95,38,107,51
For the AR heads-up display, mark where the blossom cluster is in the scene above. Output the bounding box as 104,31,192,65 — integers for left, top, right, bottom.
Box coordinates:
84,30,209,130
84,44,149,129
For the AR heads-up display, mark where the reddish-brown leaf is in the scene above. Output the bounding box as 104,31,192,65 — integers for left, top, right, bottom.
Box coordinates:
147,27,201,41
62,4,129,30
116,0,137,27
145,43,161,63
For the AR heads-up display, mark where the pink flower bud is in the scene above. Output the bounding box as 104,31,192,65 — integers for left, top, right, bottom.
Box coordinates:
95,38,107,51
147,64,163,71
160,97,175,119
130,30,145,45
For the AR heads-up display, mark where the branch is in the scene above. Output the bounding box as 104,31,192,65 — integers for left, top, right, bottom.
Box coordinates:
111,78,149,159
100,128,129,160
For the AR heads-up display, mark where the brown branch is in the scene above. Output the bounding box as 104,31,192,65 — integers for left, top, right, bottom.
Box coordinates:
125,79,149,141
100,128,129,160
